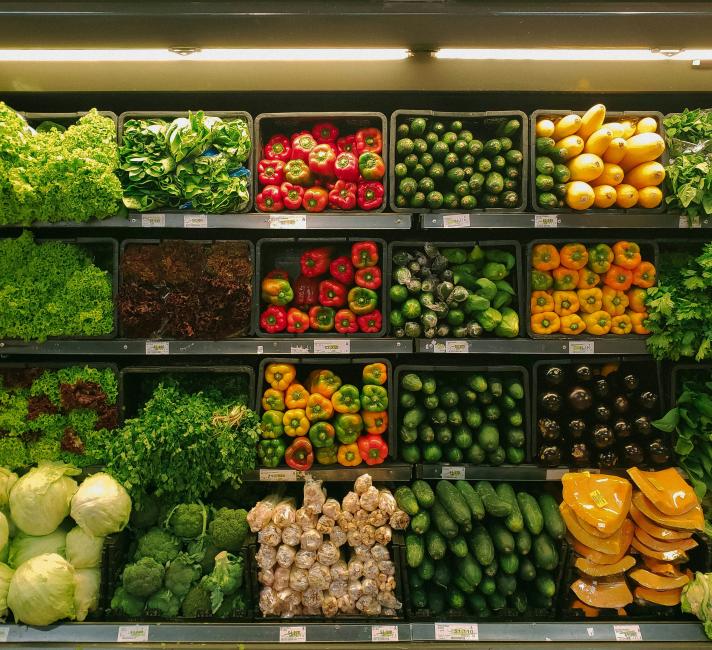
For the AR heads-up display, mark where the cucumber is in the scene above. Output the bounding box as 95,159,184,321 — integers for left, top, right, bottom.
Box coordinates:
418,555,435,580
434,560,452,588
477,423,500,452
454,574,476,594
411,511,431,535
478,576,496,596
495,573,518,597
518,557,537,582
448,535,469,558
532,532,559,571
487,591,507,611
436,480,472,527
509,589,528,614
469,524,495,567
517,492,544,535
475,481,512,518
506,379,524,400
458,554,483,588
448,587,466,610
515,528,532,556
411,480,435,508
484,560,498,577
505,426,525,448
496,118,521,138
499,552,520,575
538,493,566,540
496,483,524,533
487,520,515,554
455,480,485,520
411,588,428,610
467,592,488,613
425,529,448,560
488,377,504,397
535,571,556,598
405,533,425,568
432,501,459,539
394,486,419,516
409,571,424,590
428,589,447,614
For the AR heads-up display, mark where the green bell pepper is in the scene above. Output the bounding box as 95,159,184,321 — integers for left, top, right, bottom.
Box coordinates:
360,385,389,412
441,248,467,264
531,270,553,291
476,307,503,332
485,249,515,271
348,287,378,315
332,384,361,413
453,270,479,291
463,294,490,314
261,410,285,439
334,413,364,444
475,278,498,301
308,422,336,448
492,290,512,310
482,262,507,282
495,307,519,338
315,445,338,465
469,244,486,265
258,438,287,467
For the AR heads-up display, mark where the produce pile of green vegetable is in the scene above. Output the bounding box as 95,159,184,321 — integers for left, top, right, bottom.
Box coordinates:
0,231,114,342
682,571,712,639
119,112,251,213
111,503,249,619
397,371,526,466
393,115,523,210
0,104,122,224
400,480,565,618
389,243,520,339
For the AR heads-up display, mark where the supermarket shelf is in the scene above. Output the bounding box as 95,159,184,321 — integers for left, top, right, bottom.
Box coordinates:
417,464,549,481
246,463,412,482
415,338,649,355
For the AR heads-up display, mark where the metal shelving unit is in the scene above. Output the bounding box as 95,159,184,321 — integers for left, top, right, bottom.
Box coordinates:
245,462,412,482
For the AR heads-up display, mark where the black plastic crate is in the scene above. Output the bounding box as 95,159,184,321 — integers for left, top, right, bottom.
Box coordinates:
525,238,659,341
387,239,524,339
389,110,528,213
530,109,667,214
255,237,387,337
670,363,712,408
21,110,118,133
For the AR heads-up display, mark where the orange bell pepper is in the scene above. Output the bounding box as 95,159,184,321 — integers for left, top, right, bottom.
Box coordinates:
559,243,589,270
362,410,388,435
531,312,560,335
265,363,296,391
285,383,309,409
261,388,285,412
560,314,586,335
553,267,579,291
601,286,629,316
553,290,580,317
578,288,603,314
611,314,633,335
532,244,560,271
307,369,342,398
629,311,650,335
632,261,656,289
627,287,647,313
577,268,600,290
337,443,362,466
283,408,310,437
305,393,334,422
612,241,642,270
531,291,554,315
582,310,612,335
604,265,633,291
362,363,388,386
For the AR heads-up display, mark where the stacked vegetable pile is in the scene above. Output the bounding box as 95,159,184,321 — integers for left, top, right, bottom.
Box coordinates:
563,470,703,616
110,503,249,619
119,240,253,339
390,243,519,339
259,242,382,334
258,362,389,470
0,463,131,625
0,103,122,224
251,474,408,617
534,104,666,210
682,571,712,637
0,365,118,470
119,111,251,213
256,122,385,212
0,231,114,342
402,480,565,617
397,370,526,466
392,115,523,210
530,241,656,337
535,361,668,469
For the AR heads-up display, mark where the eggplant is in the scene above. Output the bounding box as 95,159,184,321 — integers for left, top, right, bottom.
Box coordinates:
570,442,591,468
592,377,610,400
567,386,593,412
621,373,640,393
537,417,561,442
543,366,565,387
637,390,658,411
539,391,563,414
591,424,614,449
567,418,587,440
612,419,633,440
611,395,630,415
573,364,593,383
633,414,653,438
648,438,671,465
538,445,562,467
620,441,645,467
597,448,619,469
593,404,611,423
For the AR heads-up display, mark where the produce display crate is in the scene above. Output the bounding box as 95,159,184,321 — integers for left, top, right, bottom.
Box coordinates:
529,109,667,214
20,110,118,133
393,364,531,466
118,238,256,339
254,112,388,213
531,357,666,470
254,237,387,337
256,357,396,462
387,239,524,338
117,110,254,213
669,363,712,408
388,110,528,213
525,238,659,341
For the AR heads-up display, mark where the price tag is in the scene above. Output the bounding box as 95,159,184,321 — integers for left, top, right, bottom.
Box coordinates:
613,624,642,642
183,214,208,228
372,625,399,642
259,469,297,482
0,628,9,643
535,214,558,228
546,469,567,480
445,340,469,354
257,345,264,354
145,341,169,355
270,214,307,229
290,345,311,354
280,626,306,643
314,339,350,354
117,625,149,643
587,627,595,637
442,213,471,228
441,466,466,480
569,340,594,354
691,215,702,228
434,623,478,641
141,213,165,228
679,215,690,229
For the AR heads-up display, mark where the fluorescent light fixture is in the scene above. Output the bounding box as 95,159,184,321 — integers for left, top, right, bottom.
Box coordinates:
0,48,411,62
434,48,712,61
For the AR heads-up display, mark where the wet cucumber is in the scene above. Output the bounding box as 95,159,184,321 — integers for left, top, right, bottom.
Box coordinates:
515,528,532,556
538,493,566,540
487,520,515,554
475,481,512,518
436,480,472,527
517,492,544,535
406,532,425,568
495,573,517,597
532,532,559,571
495,483,524,533
411,511,431,535
518,557,537,582
536,571,556,598
498,552,520,575
418,555,435,580
469,524,495,566
432,501,459,539
448,535,470,558
455,480,486,520
411,480,436,509
426,529,448,560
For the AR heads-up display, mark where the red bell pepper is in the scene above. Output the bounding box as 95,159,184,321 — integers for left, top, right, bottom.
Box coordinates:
256,185,284,212
329,256,354,285
285,437,314,471
260,305,287,333
355,266,382,289
300,247,332,278
303,186,329,213
309,306,335,332
334,152,359,182
351,241,379,269
257,159,285,186
357,182,384,211
334,309,359,334
318,279,347,308
358,152,385,180
287,307,310,333
264,134,291,162
357,310,382,334
355,128,383,154
293,273,320,310
357,434,388,465
328,181,357,210
337,135,356,154
312,122,339,144
284,159,313,187
308,144,337,176
291,132,317,162
280,182,304,210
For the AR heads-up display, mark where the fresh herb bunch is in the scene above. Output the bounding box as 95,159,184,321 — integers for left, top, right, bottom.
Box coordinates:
664,154,712,218
119,111,251,213
664,108,712,155
0,231,114,341
0,103,122,224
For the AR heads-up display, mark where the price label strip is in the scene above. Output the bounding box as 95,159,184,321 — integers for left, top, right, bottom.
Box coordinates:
314,339,350,354
445,340,469,354
613,624,642,642
442,213,471,228
372,625,399,642
183,214,208,228
117,625,150,643
141,213,165,228
259,469,297,482
535,214,558,228
280,626,307,643
441,466,466,480
145,341,169,355
0,628,9,643
270,214,307,229
434,623,478,641
569,340,594,354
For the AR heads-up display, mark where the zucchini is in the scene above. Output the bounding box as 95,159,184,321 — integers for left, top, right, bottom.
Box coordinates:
425,529,448,560
515,528,532,556
498,552,520,575
496,483,524,533
411,511,431,535
538,493,567,540
455,480,485,520
469,524,495,567
495,572,518,597
518,557,537,582
532,532,559,571
394,486,419,516
517,492,544,535
432,500,459,539
487,520,515,554
448,535,469,558
418,555,435,581
475,481,512,518
411,480,435,509
435,480,472,527
405,533,425,568
458,553,483,588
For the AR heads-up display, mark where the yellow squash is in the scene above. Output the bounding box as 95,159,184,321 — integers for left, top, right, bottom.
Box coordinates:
565,181,595,210
623,161,666,189
568,153,604,182
577,104,607,140
637,186,663,209
636,117,658,134
536,119,556,138
593,185,617,208
584,127,615,157
553,113,583,140
615,184,639,209
555,135,585,159
603,138,627,163
619,133,666,171
591,163,624,187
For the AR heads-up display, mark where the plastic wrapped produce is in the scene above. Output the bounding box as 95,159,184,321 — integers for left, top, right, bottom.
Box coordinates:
377,573,396,593
354,474,372,494
296,507,317,531
294,549,316,570
374,525,392,546
316,540,340,566
348,579,363,601
348,558,364,580
389,510,410,530
347,528,362,547
259,568,275,587
276,544,296,569
281,523,302,547
329,580,348,598
277,587,301,610
303,478,326,516
354,509,369,523
330,560,349,582
322,594,339,618
371,544,390,562
302,587,323,611
356,595,381,616
283,602,303,618
361,524,376,547
304,606,322,617
359,486,380,512
289,567,309,592
300,529,322,552
248,494,281,532
272,499,297,528
353,544,372,560
363,558,379,580
377,560,395,576
338,594,357,614
259,586,280,615
256,545,277,570
383,608,396,617
322,498,341,519
316,515,335,534
342,491,359,513
378,490,397,515
273,566,291,591
362,577,379,596
307,562,331,590
330,525,347,547
368,510,388,528
337,511,354,530
258,523,282,547
378,591,401,610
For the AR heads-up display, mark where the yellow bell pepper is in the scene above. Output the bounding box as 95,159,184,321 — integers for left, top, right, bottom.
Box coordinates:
602,286,629,317
577,288,602,314
560,314,586,335
530,291,554,315
283,408,310,437
265,363,296,391
530,312,560,335
611,314,633,335
553,290,580,317
629,311,650,335
305,393,334,422
582,310,612,335
285,383,309,409
337,443,362,467
261,388,285,412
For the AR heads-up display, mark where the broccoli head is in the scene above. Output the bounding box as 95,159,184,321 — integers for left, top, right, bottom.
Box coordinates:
166,503,208,539
111,586,145,617
164,553,202,598
201,551,244,612
122,557,165,598
146,588,181,618
181,582,212,619
207,508,249,552
134,527,181,565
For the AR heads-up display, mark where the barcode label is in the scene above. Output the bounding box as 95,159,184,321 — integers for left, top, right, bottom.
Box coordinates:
260,469,297,481
614,625,642,641
314,339,350,354
442,213,471,228
434,623,478,641
141,213,165,227
441,466,466,480
117,626,149,643
183,214,208,228
270,214,307,229
290,345,311,354
145,341,169,355
280,626,306,643
372,626,399,642
569,340,594,354
535,214,558,228
445,340,469,354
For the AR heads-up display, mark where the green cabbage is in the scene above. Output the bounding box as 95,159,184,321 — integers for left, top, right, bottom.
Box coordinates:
8,528,66,569
70,472,131,537
65,526,104,569
73,568,100,622
682,571,712,639
0,562,13,617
